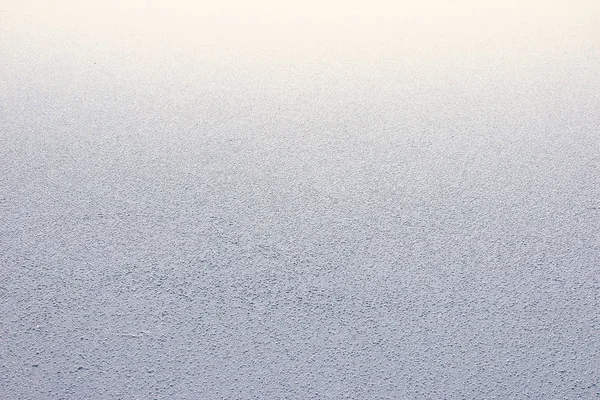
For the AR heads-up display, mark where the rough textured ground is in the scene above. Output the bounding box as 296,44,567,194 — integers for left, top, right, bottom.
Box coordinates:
1,1,599,399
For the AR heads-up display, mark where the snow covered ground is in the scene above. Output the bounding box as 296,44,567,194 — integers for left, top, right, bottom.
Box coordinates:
1,1,599,398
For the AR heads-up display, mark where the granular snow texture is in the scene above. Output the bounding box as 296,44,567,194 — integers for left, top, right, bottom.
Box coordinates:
1,1,599,399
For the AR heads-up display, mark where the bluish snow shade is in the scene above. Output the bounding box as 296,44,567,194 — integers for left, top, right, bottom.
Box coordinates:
1,1,599,398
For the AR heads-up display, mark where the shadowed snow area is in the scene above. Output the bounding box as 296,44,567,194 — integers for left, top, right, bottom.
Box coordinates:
1,0,599,398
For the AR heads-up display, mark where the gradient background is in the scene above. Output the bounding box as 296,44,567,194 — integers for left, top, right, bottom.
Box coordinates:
1,1,600,398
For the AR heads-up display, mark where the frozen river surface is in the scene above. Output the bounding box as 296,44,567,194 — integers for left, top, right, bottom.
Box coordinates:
1,1,600,398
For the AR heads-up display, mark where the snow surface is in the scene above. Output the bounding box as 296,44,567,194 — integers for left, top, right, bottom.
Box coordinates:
1,1,599,398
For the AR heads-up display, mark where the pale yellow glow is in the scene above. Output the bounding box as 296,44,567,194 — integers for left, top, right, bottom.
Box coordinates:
3,0,598,100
